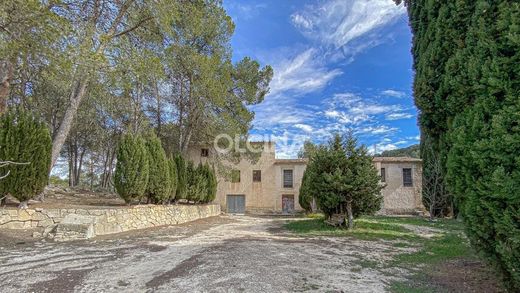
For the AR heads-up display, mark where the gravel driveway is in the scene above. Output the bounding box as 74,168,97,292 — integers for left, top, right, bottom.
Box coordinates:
0,215,415,292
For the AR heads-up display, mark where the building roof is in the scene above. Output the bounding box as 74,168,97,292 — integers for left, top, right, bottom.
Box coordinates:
372,157,422,163
274,158,309,165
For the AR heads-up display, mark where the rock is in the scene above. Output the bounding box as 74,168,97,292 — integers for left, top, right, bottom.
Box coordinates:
33,231,42,238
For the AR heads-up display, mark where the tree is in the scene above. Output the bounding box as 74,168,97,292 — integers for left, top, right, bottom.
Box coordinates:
167,156,178,203
402,0,520,289
144,132,171,204
185,161,206,203
0,110,52,208
303,134,383,229
422,138,450,219
114,133,149,203
378,144,420,158
175,154,187,200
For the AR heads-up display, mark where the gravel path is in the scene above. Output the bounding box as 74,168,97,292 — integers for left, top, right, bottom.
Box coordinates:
0,215,416,292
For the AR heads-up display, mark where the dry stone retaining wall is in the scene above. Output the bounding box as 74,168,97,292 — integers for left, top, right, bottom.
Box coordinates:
0,204,220,240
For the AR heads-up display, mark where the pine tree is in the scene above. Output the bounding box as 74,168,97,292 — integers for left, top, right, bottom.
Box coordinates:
174,154,187,200
144,132,171,204
167,156,178,203
0,110,52,208
114,133,149,203
303,133,383,229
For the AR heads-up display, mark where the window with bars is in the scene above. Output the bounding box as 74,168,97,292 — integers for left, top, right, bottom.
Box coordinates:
403,168,413,187
381,168,386,182
253,170,261,182
283,169,293,188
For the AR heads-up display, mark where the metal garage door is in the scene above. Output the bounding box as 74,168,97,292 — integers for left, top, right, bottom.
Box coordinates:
227,195,245,214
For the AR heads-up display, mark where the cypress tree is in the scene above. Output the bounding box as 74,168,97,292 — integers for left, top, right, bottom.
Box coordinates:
0,110,52,208
186,161,205,203
175,154,187,200
207,165,217,203
167,156,178,203
144,132,171,204
114,133,149,203
403,0,520,289
298,170,312,213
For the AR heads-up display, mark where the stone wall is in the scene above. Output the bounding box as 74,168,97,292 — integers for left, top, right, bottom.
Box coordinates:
0,204,221,240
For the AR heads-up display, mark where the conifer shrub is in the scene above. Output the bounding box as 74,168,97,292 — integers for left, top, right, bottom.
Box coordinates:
114,133,149,203
0,110,52,208
167,156,178,203
185,161,205,203
144,133,171,204
206,164,217,203
175,154,187,200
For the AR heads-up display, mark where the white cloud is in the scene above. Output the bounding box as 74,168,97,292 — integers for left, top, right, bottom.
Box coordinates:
294,124,313,133
386,112,414,120
268,48,342,97
291,0,405,54
381,89,406,98
359,125,398,135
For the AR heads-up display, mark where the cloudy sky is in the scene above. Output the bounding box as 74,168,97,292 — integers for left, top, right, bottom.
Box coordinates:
223,0,418,158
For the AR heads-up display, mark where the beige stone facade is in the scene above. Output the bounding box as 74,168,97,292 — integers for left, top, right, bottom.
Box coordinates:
373,157,424,214
188,143,424,215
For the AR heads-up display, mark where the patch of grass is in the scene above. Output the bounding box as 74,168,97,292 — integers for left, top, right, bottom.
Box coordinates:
284,217,420,241
389,282,436,293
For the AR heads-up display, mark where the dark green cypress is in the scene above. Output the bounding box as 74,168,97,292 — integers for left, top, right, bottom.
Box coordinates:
207,165,217,203
404,0,520,289
144,132,171,204
168,156,178,203
0,110,52,207
174,154,187,200
114,133,149,203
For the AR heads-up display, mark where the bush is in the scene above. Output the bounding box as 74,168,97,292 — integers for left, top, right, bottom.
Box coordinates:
114,133,149,203
167,156,178,203
174,154,187,200
206,164,217,203
299,170,313,212
0,110,52,207
185,161,206,203
144,132,171,204
302,133,383,229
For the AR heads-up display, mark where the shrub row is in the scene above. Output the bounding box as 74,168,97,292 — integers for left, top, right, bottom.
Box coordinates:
114,132,217,204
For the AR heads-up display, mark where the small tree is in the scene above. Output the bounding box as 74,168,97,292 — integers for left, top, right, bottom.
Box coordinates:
114,133,149,203
422,138,450,220
186,162,206,203
175,154,187,200
0,110,52,208
303,133,383,229
206,165,217,203
167,156,178,203
144,133,171,204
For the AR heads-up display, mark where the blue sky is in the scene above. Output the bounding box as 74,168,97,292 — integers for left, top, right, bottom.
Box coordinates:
223,0,419,158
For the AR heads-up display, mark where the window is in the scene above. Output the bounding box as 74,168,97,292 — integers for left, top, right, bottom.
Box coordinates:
201,148,209,157
283,169,293,188
253,170,261,182
403,168,413,187
231,170,240,183
381,168,386,182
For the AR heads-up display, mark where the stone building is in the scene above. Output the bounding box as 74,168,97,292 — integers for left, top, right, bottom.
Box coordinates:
188,142,424,214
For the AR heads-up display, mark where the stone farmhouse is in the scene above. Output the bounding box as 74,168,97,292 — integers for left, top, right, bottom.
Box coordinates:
188,142,424,215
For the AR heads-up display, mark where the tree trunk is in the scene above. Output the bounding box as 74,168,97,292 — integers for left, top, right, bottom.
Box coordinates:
51,79,89,168
346,201,354,230
0,60,13,114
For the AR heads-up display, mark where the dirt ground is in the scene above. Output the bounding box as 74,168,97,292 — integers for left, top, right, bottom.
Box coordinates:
0,215,422,293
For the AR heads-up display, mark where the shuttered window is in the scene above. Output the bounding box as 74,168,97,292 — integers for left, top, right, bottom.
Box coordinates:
253,170,261,182
403,168,413,187
283,169,293,188
381,168,386,182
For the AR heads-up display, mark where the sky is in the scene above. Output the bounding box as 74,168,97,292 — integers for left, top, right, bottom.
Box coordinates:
223,0,419,158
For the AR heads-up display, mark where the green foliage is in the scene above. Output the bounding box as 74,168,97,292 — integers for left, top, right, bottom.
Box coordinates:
0,110,52,203
405,0,520,289
299,170,313,212
185,161,205,203
167,157,178,202
174,154,187,200
378,144,420,158
203,164,217,203
301,133,383,226
144,133,171,204
114,133,149,203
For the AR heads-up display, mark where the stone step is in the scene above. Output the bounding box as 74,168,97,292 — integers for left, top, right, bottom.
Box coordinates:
52,214,96,242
